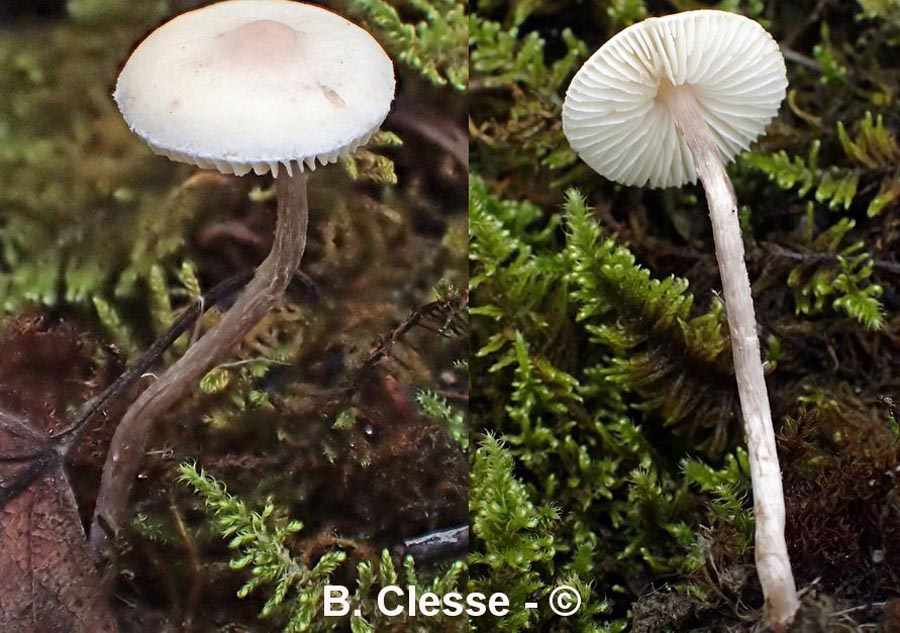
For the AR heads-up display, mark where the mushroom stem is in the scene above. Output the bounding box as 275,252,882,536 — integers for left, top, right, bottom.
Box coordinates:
660,84,800,629
90,169,309,561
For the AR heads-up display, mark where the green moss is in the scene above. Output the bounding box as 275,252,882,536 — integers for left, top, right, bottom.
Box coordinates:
350,0,468,90
180,463,467,632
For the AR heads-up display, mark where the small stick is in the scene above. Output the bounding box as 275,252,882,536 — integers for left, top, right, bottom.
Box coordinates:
397,525,468,562
170,497,203,631
0,271,262,512
57,271,255,446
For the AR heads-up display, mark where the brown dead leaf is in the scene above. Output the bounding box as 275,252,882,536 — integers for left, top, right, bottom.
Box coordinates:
0,408,117,632
0,281,258,631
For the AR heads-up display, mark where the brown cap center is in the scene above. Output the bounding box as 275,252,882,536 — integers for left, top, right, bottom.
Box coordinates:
219,19,299,61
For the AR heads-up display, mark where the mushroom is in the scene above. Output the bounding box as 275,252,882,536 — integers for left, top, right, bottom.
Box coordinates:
561,9,798,629
91,0,394,557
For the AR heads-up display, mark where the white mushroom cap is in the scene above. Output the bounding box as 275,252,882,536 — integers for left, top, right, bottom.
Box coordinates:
562,10,786,188
114,0,395,177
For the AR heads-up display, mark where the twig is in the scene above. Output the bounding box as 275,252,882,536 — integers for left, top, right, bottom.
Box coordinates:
57,271,255,446
395,525,468,562
170,498,203,632
0,451,56,510
214,358,292,370
432,389,468,403
833,602,887,617
763,242,900,274
363,290,468,369
0,271,315,512
0,273,255,512
780,45,822,72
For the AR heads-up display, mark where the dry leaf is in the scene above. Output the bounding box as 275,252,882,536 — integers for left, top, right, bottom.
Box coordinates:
0,317,117,631
0,409,117,632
